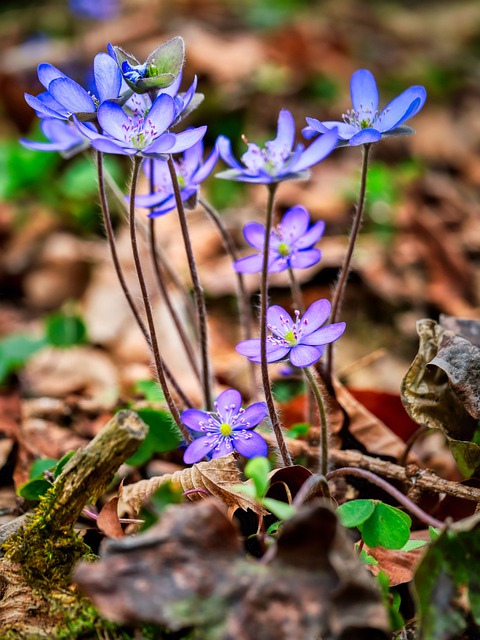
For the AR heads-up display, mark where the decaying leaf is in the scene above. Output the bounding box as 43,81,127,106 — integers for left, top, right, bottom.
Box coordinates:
74,499,390,640
401,319,480,477
119,453,266,516
414,513,480,640
96,496,124,539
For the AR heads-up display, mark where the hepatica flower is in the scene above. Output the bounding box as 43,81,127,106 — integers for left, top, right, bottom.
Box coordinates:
135,139,219,216
234,205,324,274
182,389,268,464
73,93,207,157
20,118,91,157
24,52,122,121
303,69,426,147
237,300,346,368
216,109,338,184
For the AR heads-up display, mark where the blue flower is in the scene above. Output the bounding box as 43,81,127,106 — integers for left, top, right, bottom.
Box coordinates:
20,118,90,157
135,139,219,216
236,300,346,368
107,37,185,94
73,93,207,158
216,109,338,184
24,52,123,121
303,69,426,147
69,0,119,20
182,389,268,464
234,205,324,274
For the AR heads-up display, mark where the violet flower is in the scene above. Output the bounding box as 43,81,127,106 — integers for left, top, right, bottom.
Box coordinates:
236,300,346,368
73,93,207,158
20,118,90,157
135,139,219,216
216,109,338,184
24,52,123,122
69,0,119,20
234,205,324,274
182,389,268,463
303,69,426,147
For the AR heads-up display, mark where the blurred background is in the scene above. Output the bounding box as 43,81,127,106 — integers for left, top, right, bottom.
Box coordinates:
0,0,479,403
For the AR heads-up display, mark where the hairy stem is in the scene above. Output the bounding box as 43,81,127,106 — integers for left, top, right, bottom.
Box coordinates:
304,367,329,475
167,156,213,411
199,196,258,398
326,467,444,529
129,156,190,440
325,143,371,389
261,184,292,466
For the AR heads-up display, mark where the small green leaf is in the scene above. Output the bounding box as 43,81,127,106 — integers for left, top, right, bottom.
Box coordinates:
126,408,182,466
360,503,411,550
244,456,271,498
337,499,375,528
0,334,46,383
17,478,53,501
233,483,257,499
262,497,296,521
429,526,440,541
401,539,429,552
266,520,283,535
134,379,165,403
29,458,58,480
286,422,310,439
45,311,87,348
359,548,379,565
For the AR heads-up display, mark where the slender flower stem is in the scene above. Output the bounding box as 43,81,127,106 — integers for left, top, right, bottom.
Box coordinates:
261,184,292,467
326,143,372,390
304,367,329,475
129,156,190,440
199,196,257,398
287,267,305,314
326,467,444,530
147,160,201,385
167,156,213,411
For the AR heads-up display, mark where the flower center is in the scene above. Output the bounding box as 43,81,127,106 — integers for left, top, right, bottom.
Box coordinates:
277,241,291,257
122,116,158,149
342,106,378,130
241,139,290,176
219,422,233,437
283,329,298,346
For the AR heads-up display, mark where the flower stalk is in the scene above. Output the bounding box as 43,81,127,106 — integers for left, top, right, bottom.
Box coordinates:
304,366,329,476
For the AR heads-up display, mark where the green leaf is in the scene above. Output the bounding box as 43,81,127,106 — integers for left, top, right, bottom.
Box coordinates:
244,456,271,498
29,458,58,480
233,483,257,499
337,499,375,528
401,539,429,552
17,477,53,501
134,379,165,403
53,450,76,478
0,334,46,384
45,311,87,348
261,497,296,521
360,503,412,550
126,408,182,466
359,548,379,565
286,422,310,439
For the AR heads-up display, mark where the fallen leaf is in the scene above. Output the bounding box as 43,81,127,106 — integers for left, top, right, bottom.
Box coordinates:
96,496,124,539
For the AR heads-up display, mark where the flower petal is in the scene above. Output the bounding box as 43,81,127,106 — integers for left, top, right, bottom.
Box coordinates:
234,402,268,429
181,408,213,432
272,109,295,152
376,86,426,132
294,220,325,249
144,133,177,155
166,126,207,153
90,138,135,155
216,136,244,170
290,344,323,367
147,93,176,133
37,63,66,89
48,77,95,114
350,69,379,117
94,52,123,103
305,118,357,140
97,101,131,140
233,431,268,458
242,222,265,250
183,435,216,464
279,206,310,243
301,299,331,335
215,389,242,422
193,145,219,184
292,128,338,172
266,305,292,335
233,254,264,274
24,92,67,119
211,437,236,459
301,321,346,346
348,128,382,146
236,338,261,359
289,248,321,269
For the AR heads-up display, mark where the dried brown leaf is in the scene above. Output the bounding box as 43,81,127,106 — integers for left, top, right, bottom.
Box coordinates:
97,496,124,539
119,453,266,516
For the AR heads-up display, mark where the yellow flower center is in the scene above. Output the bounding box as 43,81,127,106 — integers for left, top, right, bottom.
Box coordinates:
219,422,233,437
278,242,291,257
283,329,297,346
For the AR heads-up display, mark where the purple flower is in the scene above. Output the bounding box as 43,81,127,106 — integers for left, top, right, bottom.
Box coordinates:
20,118,90,157
303,69,426,147
107,37,185,94
216,109,338,184
182,389,268,464
234,205,324,274
236,300,346,368
24,52,123,121
73,93,207,158
69,0,119,20
135,139,219,216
